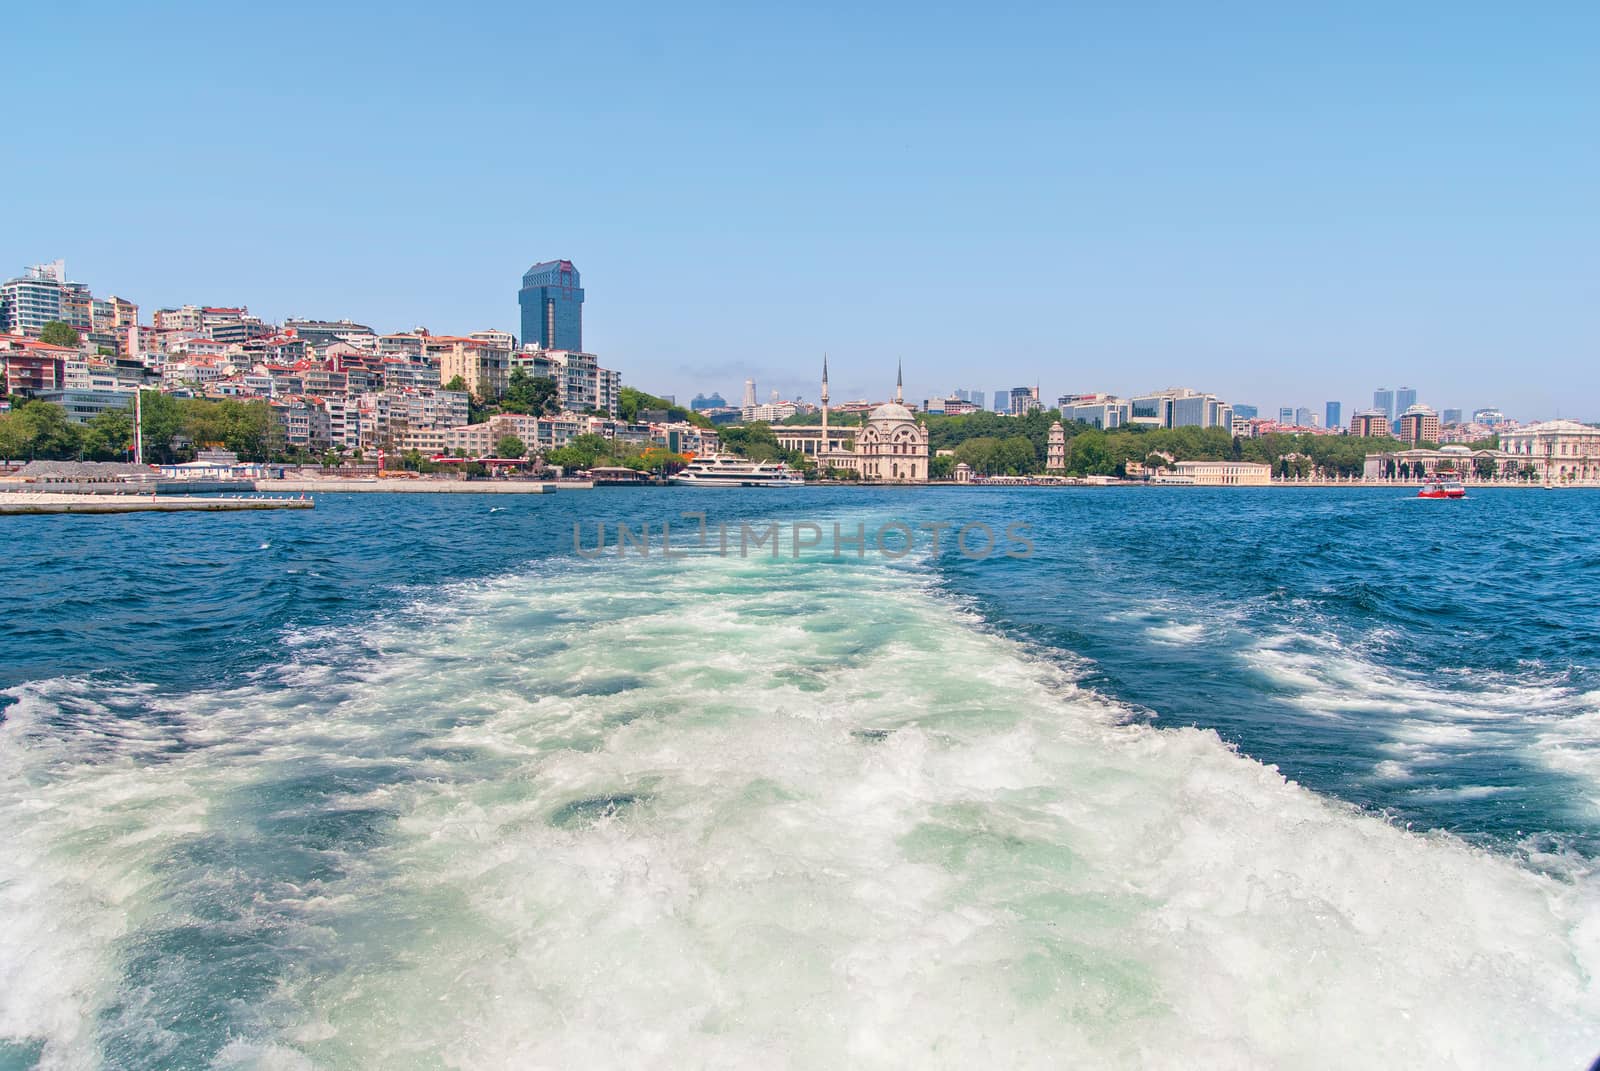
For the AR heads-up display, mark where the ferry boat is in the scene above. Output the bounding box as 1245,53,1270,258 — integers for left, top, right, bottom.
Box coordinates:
668,454,804,487
1417,478,1466,499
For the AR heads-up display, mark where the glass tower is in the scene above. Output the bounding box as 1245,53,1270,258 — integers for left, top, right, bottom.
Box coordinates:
518,260,583,351
1325,401,1342,429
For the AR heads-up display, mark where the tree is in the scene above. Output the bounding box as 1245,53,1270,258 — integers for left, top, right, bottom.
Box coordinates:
138,390,188,463
82,404,134,461
444,375,469,393
38,321,81,348
503,369,560,416
495,434,527,459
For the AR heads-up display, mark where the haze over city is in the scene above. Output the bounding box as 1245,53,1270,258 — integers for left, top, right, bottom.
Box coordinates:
8,1,1597,420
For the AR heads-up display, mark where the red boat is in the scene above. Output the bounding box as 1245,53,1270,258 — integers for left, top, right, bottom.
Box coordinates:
1417,478,1466,499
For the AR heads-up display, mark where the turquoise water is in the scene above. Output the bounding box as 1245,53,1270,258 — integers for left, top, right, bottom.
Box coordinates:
1,488,1597,1068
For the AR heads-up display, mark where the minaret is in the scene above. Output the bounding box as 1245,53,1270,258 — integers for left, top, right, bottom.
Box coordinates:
820,353,830,464
895,358,904,405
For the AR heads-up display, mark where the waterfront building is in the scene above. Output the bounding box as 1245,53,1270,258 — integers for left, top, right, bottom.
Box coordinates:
1499,420,1600,483
1397,404,1441,445
1171,460,1271,486
1362,445,1516,481
518,260,583,351
1325,402,1342,430
1046,422,1066,472
1349,409,1392,438
1,263,67,337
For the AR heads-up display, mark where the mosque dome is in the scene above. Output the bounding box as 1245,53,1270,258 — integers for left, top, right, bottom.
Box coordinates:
868,402,915,422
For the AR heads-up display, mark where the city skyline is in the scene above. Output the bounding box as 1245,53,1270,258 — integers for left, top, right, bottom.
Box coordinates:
8,2,1598,421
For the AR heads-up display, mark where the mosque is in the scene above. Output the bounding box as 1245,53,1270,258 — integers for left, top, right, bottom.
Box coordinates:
772,358,930,482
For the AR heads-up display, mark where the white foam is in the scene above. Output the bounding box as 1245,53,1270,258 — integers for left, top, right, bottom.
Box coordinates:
2,550,1597,1068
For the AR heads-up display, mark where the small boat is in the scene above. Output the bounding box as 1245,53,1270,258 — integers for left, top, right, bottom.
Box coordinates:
1417,478,1466,499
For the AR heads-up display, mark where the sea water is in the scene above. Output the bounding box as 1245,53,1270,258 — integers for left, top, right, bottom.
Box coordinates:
1,487,1596,1069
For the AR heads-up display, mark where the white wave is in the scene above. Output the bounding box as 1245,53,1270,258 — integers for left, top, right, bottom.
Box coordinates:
1,552,1598,1069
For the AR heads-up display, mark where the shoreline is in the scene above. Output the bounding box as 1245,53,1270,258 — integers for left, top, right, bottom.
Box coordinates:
0,492,313,515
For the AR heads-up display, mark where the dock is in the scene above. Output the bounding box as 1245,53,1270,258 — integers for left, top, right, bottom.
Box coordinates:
0,493,314,516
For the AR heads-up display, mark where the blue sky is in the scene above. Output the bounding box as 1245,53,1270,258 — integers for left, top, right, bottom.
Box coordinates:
8,1,1597,420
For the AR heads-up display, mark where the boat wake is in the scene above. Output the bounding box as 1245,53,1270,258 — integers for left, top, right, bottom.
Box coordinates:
1,548,1597,1068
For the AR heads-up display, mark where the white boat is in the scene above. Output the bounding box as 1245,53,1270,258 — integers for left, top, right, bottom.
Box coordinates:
668,454,804,487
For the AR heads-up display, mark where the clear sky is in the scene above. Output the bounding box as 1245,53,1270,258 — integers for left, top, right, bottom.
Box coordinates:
8,1,1598,421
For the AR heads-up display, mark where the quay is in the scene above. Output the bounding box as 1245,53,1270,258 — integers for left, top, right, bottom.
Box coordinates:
258,478,591,493
0,492,314,515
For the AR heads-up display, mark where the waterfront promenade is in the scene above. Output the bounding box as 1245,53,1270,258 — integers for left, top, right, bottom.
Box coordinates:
259,478,592,493
0,492,313,515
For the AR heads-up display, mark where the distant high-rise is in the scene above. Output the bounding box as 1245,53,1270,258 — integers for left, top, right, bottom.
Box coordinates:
1374,388,1395,421
1325,401,1342,430
518,260,583,350
1233,404,1258,420
969,390,984,411
1396,387,1417,413
1278,407,1295,424
1295,406,1314,427
993,388,1008,412
1441,408,1463,425
742,379,758,409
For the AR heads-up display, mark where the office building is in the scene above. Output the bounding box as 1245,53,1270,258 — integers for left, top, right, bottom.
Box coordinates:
1349,410,1392,438
1278,407,1295,425
1325,402,1342,430
1374,388,1395,421
1396,404,1441,445
993,387,1009,412
518,260,583,351
1232,404,1258,420
1295,407,1314,427
1473,408,1506,426
1441,408,1463,425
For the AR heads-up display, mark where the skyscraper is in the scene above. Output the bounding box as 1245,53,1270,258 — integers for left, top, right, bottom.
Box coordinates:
518,260,583,351
993,388,1008,412
1295,406,1314,427
1325,401,1342,429
1278,407,1295,424
969,390,984,411
1374,388,1395,421
742,378,758,409
1396,387,1417,412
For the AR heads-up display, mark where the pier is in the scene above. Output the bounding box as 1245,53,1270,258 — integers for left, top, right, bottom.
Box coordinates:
0,492,314,516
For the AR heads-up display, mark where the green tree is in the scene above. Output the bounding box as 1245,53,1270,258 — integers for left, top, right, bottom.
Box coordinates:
502,369,560,416
138,390,188,463
82,404,134,461
38,321,81,348
495,434,527,459
1,401,81,459
444,375,469,393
